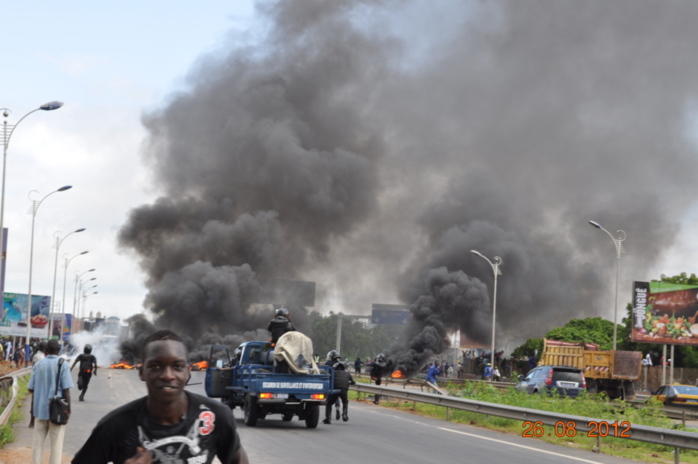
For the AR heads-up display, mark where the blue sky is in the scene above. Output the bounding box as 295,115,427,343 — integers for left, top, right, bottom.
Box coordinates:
1,2,258,322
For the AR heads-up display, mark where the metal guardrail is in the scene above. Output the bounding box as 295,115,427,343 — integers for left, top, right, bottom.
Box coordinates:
0,368,32,427
351,382,698,461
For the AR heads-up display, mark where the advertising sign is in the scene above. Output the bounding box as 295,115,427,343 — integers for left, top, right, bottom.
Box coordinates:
371,304,411,325
632,281,698,346
0,292,51,338
62,314,72,342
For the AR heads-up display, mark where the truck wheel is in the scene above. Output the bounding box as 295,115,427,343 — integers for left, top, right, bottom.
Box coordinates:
244,395,259,427
305,404,320,429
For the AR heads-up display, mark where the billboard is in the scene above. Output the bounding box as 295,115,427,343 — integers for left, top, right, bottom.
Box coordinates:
371,304,411,325
51,313,72,341
0,292,51,338
632,281,698,346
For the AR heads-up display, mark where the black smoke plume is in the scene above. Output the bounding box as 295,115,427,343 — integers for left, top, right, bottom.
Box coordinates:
119,0,698,371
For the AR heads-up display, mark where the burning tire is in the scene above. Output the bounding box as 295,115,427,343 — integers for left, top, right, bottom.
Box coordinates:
304,403,319,429
244,395,260,427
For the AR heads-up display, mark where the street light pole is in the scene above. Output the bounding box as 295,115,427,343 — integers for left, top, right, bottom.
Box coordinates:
82,290,98,322
1,102,63,298
73,271,95,321
76,276,96,324
49,229,85,338
589,220,626,351
24,186,72,365
471,250,503,370
62,255,89,330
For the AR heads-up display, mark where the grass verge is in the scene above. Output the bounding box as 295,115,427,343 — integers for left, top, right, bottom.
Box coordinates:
0,375,29,448
353,379,698,463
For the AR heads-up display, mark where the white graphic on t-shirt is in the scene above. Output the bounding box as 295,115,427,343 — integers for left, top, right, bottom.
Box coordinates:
137,407,217,463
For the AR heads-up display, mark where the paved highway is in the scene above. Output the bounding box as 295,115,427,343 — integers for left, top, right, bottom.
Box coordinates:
6,369,653,463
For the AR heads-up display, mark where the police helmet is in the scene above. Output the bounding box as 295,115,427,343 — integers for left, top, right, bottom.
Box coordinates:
333,362,345,370
275,307,289,317
327,349,340,361
84,344,92,354
376,353,386,362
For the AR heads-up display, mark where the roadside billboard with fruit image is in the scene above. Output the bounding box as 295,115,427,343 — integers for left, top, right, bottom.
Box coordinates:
632,281,698,345
0,292,51,338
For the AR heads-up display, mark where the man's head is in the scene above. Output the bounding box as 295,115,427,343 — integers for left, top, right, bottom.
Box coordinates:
139,330,190,400
84,344,92,354
38,340,48,353
46,339,60,355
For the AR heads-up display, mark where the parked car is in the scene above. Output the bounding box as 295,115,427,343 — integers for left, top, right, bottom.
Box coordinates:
650,384,698,407
516,365,586,398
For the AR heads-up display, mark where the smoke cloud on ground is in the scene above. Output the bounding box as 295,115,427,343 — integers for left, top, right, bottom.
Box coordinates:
119,0,698,372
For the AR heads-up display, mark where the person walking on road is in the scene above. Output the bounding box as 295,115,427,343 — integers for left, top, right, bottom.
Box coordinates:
366,353,389,405
354,357,363,374
28,340,48,428
28,339,73,464
323,362,356,424
72,329,249,464
70,344,98,401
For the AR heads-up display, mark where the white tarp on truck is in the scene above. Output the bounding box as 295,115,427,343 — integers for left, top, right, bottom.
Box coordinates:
274,331,320,374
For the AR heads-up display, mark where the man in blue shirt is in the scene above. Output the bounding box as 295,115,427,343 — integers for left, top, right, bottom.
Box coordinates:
28,339,73,464
426,361,441,384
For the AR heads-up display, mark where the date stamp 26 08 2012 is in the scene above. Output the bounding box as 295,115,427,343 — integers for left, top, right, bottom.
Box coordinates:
522,421,632,439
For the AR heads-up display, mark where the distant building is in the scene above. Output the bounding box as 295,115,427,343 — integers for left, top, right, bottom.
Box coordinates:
105,316,120,335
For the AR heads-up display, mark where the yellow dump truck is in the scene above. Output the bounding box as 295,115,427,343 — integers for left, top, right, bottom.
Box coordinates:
540,339,643,399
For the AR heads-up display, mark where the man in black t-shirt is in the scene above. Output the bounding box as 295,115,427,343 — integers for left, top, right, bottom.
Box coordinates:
72,330,249,464
70,344,98,401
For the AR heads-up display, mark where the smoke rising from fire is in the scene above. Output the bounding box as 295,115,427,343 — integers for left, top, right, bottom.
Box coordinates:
119,0,698,370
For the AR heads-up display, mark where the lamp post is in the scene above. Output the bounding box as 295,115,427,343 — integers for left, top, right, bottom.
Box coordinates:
589,220,626,351
63,255,89,331
471,250,503,370
82,290,98,322
74,275,96,323
49,230,85,338
24,186,72,365
1,102,63,297
73,270,95,319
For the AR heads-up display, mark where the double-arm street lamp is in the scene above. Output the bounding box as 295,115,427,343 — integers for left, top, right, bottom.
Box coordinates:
589,220,626,351
63,253,89,327
471,250,503,370
82,290,98,320
49,230,86,338
25,186,72,364
1,102,63,296
74,273,96,321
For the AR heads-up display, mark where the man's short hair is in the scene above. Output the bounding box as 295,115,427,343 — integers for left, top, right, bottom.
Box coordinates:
141,329,186,362
46,339,60,355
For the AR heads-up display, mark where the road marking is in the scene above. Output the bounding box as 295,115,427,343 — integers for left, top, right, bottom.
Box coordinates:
356,403,606,463
438,427,604,464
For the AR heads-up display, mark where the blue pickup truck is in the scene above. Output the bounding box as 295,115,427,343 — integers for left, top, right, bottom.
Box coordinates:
204,340,334,428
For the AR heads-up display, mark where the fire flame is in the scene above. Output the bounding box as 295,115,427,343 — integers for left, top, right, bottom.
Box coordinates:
391,369,405,379
190,360,209,371
110,362,135,370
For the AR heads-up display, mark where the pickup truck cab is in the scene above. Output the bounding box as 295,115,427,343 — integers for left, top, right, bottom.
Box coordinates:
205,341,334,428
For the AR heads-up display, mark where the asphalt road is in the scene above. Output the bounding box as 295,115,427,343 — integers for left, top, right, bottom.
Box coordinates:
8,369,656,463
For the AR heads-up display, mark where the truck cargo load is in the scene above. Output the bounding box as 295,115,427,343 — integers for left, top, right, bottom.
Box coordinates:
539,339,642,399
